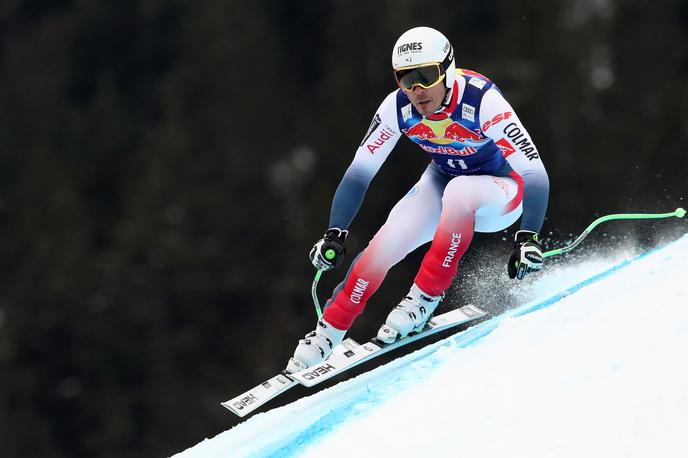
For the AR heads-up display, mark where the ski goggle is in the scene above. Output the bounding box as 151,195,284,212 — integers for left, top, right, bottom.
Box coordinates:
394,63,446,91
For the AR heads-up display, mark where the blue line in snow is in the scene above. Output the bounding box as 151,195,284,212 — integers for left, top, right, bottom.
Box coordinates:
252,243,667,458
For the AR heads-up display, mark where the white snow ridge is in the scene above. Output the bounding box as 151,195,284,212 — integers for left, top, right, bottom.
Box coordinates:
174,234,688,458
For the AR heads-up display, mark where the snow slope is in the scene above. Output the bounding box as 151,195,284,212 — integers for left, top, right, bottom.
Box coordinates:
174,234,688,458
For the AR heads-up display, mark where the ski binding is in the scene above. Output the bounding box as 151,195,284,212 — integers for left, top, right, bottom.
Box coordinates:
222,304,485,417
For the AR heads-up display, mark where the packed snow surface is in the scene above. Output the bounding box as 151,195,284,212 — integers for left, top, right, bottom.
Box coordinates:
174,234,688,458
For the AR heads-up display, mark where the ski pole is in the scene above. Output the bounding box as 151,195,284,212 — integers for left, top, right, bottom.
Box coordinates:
542,207,685,259
311,248,338,319
311,270,324,319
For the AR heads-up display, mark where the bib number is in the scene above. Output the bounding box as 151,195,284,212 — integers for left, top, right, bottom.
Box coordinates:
447,159,468,170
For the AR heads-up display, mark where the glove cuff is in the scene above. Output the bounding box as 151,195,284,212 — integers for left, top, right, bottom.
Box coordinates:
325,227,349,242
514,230,540,244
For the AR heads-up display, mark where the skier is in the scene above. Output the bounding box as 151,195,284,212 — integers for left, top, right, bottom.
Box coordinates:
287,26,549,373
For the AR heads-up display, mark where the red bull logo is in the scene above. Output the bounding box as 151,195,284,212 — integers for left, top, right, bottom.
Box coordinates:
419,144,477,156
443,121,483,142
405,122,438,140
404,120,483,145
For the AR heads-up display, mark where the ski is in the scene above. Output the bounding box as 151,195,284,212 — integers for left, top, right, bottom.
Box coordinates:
221,371,297,417
291,304,485,387
221,304,485,417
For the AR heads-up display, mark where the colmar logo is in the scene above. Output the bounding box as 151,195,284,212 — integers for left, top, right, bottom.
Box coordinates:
502,122,539,160
397,42,423,54
350,278,370,304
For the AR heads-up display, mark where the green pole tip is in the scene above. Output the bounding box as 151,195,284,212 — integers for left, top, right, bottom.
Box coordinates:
325,249,336,260
676,207,686,218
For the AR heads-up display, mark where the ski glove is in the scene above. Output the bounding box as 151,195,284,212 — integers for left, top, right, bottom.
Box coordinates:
508,230,544,280
309,228,348,271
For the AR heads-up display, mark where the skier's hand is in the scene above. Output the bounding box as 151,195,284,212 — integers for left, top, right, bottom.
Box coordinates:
309,228,348,271
508,230,544,280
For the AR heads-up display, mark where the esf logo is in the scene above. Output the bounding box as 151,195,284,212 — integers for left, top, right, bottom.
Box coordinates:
398,42,423,54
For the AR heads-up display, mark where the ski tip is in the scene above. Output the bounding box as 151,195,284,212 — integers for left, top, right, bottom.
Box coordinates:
675,207,686,218
461,303,487,317
221,401,248,418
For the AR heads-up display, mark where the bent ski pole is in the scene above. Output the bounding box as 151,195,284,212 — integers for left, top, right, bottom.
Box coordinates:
311,270,324,319
542,207,685,259
311,248,338,319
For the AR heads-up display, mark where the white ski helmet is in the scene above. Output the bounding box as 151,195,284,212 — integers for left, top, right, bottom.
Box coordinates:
392,26,456,90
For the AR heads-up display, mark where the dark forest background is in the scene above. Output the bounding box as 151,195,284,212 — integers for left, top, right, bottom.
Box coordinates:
1,1,687,457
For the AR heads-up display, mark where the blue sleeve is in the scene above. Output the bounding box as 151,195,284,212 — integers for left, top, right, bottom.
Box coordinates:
520,168,549,233
325,90,402,230
478,87,549,234
328,166,372,230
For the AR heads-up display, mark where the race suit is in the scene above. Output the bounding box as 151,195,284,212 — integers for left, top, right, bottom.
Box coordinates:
322,69,549,330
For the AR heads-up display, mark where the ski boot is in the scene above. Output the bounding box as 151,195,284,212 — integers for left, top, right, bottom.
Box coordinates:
286,319,346,373
377,284,443,344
